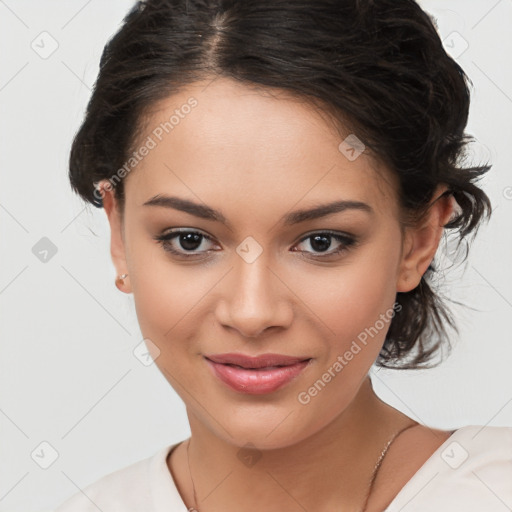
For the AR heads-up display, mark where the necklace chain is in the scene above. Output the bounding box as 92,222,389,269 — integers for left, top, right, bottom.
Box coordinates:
185,421,418,512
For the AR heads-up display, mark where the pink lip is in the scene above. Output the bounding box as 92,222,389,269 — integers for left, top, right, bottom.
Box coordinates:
204,353,312,394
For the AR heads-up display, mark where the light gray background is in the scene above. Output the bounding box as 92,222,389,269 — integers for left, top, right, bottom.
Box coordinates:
0,1,511,511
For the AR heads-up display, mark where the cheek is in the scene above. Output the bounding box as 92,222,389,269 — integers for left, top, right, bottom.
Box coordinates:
291,236,401,352
125,229,206,352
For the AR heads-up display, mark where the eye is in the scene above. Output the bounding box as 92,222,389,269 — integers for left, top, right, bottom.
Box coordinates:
154,228,357,261
153,229,218,259
292,231,357,259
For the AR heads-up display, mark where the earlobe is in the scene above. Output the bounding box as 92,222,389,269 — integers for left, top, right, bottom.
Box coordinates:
97,180,132,294
396,185,455,293
115,273,130,292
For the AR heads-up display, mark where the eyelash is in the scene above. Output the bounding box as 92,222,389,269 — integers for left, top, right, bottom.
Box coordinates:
153,229,357,260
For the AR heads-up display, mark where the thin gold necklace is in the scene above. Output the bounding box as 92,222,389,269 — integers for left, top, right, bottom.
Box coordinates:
185,421,418,512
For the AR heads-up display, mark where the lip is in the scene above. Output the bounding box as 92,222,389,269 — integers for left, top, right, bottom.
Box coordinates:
204,353,312,394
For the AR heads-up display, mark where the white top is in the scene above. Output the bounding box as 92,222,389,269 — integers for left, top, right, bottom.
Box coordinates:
54,425,512,512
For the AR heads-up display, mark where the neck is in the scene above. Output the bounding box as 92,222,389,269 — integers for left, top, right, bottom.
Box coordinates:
171,376,412,512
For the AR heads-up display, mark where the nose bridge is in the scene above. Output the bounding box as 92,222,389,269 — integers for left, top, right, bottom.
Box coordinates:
216,245,291,337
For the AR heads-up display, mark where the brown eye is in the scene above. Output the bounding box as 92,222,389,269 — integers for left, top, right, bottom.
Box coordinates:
154,229,217,258
293,231,356,258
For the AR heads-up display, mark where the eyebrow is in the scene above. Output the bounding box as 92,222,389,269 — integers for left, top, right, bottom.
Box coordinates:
142,194,374,227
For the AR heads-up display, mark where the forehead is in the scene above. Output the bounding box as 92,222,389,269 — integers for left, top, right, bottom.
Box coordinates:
124,77,399,221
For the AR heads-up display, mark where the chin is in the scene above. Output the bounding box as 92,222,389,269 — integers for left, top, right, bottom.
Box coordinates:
196,402,331,451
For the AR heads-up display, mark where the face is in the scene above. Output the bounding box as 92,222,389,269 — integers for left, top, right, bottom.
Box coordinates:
101,77,449,450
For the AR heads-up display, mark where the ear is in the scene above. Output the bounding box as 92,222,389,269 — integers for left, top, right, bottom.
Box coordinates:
96,180,132,294
396,184,455,293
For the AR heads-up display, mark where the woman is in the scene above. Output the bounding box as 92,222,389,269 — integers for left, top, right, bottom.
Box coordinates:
55,0,511,511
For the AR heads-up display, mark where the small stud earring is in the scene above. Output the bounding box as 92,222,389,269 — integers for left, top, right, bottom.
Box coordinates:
115,273,129,291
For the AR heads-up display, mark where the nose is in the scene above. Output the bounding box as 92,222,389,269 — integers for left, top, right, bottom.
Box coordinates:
215,253,293,338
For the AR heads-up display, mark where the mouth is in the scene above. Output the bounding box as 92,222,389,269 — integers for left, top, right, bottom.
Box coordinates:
204,352,311,368
218,363,294,370
204,353,312,394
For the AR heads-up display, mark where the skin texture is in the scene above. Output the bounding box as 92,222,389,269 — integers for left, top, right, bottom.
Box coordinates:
99,77,455,512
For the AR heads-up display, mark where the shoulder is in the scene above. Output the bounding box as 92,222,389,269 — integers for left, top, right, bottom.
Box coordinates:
385,425,512,512
53,444,177,512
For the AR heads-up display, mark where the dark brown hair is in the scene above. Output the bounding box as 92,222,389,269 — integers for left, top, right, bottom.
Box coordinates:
68,0,492,369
